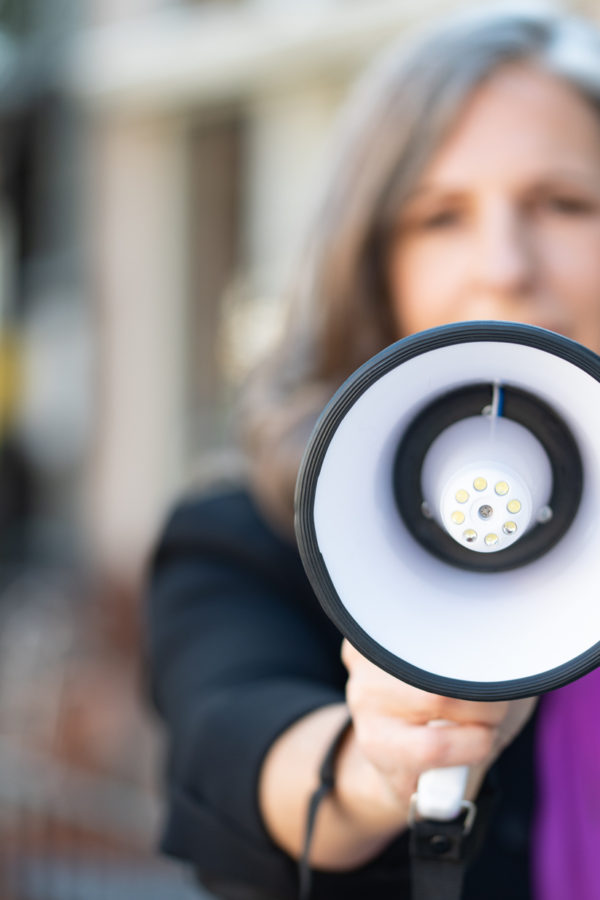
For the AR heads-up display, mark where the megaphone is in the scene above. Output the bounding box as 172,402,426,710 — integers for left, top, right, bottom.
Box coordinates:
294,321,600,822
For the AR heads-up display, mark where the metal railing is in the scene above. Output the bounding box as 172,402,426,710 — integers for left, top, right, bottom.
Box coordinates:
0,569,212,900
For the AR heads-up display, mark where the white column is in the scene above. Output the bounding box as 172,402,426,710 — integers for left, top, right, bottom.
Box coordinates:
243,83,342,301
85,114,188,576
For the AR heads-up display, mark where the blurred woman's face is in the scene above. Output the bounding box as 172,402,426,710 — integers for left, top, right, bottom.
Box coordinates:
388,63,600,352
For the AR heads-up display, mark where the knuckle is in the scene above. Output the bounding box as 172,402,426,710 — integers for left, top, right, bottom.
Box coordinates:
344,676,359,709
345,675,371,713
340,639,354,668
389,771,418,805
469,727,496,764
353,717,380,757
419,727,450,768
429,696,457,720
490,701,510,725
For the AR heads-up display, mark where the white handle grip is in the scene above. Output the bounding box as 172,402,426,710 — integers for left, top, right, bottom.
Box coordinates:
414,720,469,820
415,764,469,820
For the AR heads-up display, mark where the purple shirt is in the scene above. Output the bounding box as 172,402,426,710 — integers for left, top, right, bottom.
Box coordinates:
533,667,600,899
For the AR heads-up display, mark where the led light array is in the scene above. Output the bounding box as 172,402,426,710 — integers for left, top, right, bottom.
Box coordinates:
439,466,532,553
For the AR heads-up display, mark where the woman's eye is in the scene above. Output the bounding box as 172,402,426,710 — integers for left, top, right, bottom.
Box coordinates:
544,195,595,215
419,209,462,229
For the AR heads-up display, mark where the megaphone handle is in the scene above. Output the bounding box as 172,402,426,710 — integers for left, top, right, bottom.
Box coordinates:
414,720,469,820
415,763,470,820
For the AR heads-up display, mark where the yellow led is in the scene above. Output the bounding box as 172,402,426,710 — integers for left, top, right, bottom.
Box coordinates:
485,533,499,546
473,477,487,492
463,529,477,543
507,499,522,514
451,511,465,525
495,481,509,496
503,521,517,535
455,489,469,503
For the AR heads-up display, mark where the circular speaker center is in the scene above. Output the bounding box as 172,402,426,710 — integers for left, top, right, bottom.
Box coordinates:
420,414,551,554
394,383,583,572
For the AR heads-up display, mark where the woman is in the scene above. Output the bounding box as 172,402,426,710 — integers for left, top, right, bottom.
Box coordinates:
147,6,600,899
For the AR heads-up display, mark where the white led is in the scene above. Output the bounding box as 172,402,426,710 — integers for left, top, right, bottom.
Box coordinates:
421,414,553,553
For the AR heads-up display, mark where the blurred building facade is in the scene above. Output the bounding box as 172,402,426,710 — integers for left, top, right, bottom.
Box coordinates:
0,0,595,586
80,0,480,582
72,0,600,586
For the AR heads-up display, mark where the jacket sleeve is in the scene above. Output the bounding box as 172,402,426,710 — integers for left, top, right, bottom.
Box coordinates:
144,487,349,898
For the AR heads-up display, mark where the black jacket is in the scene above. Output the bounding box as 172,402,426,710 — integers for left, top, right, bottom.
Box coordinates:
146,487,536,899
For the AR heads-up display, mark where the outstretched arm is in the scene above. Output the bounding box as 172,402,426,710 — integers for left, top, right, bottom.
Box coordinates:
259,640,536,870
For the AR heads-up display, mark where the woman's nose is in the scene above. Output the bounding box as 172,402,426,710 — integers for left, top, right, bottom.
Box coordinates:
473,204,535,296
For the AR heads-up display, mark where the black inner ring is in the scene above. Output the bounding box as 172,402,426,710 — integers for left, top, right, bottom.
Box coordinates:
393,384,583,572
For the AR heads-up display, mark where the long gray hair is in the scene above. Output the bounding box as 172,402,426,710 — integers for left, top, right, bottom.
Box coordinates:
239,3,600,533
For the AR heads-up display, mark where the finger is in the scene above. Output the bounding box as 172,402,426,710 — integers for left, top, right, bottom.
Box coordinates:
341,639,382,674
343,641,511,727
354,715,497,775
346,671,509,727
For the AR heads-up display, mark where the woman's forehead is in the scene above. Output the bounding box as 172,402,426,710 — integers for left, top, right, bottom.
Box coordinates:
415,62,600,188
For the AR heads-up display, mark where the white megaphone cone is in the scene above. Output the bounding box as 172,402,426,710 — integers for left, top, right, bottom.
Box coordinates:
295,321,600,823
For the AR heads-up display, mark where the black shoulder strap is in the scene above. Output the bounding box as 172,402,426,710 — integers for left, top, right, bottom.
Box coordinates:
298,715,352,900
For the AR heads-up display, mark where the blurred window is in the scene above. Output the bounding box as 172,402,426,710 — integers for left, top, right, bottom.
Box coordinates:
0,0,37,36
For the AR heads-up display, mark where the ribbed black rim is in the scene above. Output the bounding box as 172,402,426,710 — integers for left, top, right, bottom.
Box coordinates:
294,322,600,700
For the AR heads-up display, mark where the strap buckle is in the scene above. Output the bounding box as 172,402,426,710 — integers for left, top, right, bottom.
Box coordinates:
408,796,478,899
408,794,477,835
